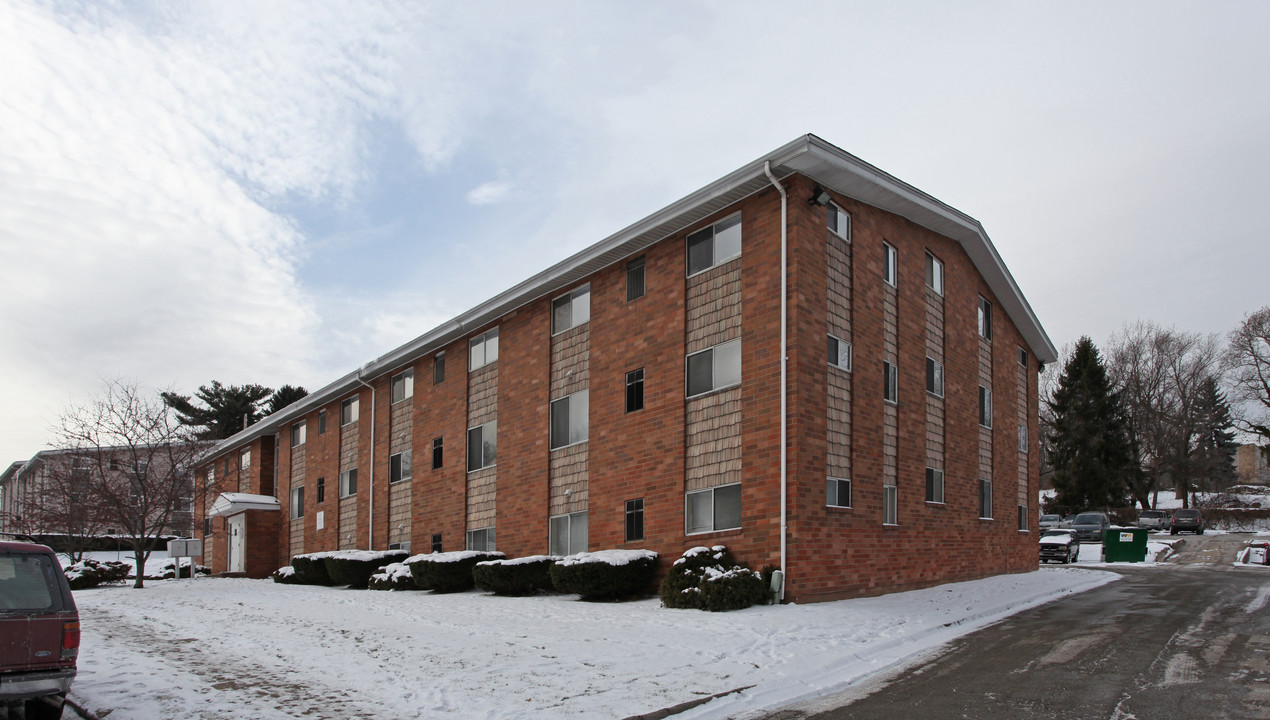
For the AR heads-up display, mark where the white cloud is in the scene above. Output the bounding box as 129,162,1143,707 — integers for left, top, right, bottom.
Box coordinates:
466,181,512,206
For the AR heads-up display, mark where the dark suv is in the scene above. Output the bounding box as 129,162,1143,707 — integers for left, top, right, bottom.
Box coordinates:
1169,509,1205,535
0,539,79,720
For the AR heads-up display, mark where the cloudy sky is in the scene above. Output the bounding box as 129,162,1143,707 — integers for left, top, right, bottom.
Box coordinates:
2,0,1267,462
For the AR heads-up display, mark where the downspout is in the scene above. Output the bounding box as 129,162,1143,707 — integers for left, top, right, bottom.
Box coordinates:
763,161,788,601
355,371,376,549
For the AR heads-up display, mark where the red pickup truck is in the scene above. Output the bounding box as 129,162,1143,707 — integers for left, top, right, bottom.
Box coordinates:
0,538,80,720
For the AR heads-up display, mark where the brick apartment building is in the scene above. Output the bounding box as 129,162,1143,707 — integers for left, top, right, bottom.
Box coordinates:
193,134,1057,602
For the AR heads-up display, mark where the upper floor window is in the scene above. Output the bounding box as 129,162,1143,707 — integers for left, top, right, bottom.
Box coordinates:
626,256,646,301
828,334,852,371
469,328,499,371
290,487,304,519
883,242,898,287
318,408,327,435
467,421,497,472
550,390,590,450
978,297,993,340
926,252,944,296
926,357,945,398
432,437,443,470
290,422,306,448
1018,347,1029,367
686,339,741,398
686,214,742,276
339,468,357,498
883,361,898,404
1018,424,1029,453
434,352,446,384
391,369,414,404
552,285,591,335
389,451,412,484
979,386,993,428
340,396,359,426
625,369,645,413
240,449,251,470
827,203,850,240
926,468,945,504
827,476,851,508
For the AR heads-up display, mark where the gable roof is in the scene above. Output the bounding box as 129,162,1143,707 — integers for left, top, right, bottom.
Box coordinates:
200,133,1055,461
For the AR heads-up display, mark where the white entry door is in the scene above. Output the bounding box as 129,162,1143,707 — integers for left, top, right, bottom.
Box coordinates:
228,514,246,573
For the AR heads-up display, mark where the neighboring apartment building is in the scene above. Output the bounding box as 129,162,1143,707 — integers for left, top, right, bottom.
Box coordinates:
1237,444,1269,486
194,134,1056,602
0,448,194,538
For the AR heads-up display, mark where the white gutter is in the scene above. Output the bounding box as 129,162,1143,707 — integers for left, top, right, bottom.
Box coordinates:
764,160,788,601
355,372,376,549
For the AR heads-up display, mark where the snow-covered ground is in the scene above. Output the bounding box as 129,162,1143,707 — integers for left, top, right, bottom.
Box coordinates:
69,568,1115,720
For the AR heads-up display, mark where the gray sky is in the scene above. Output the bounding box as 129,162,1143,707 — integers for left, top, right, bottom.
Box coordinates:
2,0,1267,463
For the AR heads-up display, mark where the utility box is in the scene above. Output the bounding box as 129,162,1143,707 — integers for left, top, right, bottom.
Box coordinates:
1247,541,1269,565
1103,527,1148,563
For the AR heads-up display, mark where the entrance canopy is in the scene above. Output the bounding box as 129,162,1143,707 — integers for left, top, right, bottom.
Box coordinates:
209,492,281,517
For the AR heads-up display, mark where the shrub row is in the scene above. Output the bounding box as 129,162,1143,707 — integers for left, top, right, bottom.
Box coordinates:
64,558,130,590
660,546,769,612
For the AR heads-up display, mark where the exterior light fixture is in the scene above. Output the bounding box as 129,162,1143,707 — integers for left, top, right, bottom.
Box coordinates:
809,185,832,206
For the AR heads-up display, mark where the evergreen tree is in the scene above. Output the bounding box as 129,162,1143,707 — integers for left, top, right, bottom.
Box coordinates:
1046,337,1135,512
266,384,308,415
160,381,273,440
1190,376,1238,493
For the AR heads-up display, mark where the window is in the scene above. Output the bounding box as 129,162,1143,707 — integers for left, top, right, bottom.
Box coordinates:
625,499,644,542
340,396,359,426
549,511,589,556
1019,424,1028,453
686,339,742,397
828,335,852,371
291,422,306,448
432,437,443,470
926,253,943,295
1018,347,1028,367
625,369,645,413
979,386,993,428
978,297,992,340
883,242,897,287
434,352,446,385
552,284,591,335
550,391,589,449
626,256,646,301
290,487,304,519
926,468,945,504
224,458,230,476
1018,504,1028,532
827,477,851,508
980,478,993,519
883,484,897,525
135,459,148,480
204,518,213,536
339,468,357,498
108,458,119,471
240,449,251,470
469,328,499,370
883,361,898,404
685,483,741,534
466,527,495,552
686,214,742,276
827,203,850,239
431,534,443,553
926,357,944,397
391,369,414,403
389,451,412,484
316,476,325,503
318,409,327,435
206,467,215,488
467,422,497,471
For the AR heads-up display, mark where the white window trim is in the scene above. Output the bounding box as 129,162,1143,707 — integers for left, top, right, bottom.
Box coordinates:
340,396,359,426
829,334,852,372
467,421,497,472
686,339,742,399
466,526,496,552
1018,424,1029,453
926,357,945,398
549,390,589,450
827,202,851,240
980,478,993,520
391,369,414,404
882,484,898,526
551,284,591,336
978,297,993,340
827,476,852,508
883,361,898,405
389,450,412,484
291,422,306,448
240,449,251,470
290,487,304,519
469,328,500,371
686,213,742,278
685,482,743,535
883,242,898,287
925,252,944,296
549,510,589,556
339,468,358,498
980,386,993,428
926,468,945,505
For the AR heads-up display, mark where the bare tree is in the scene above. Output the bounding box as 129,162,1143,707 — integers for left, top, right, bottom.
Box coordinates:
53,379,202,588
1226,306,1270,450
23,454,113,563
1107,322,1221,508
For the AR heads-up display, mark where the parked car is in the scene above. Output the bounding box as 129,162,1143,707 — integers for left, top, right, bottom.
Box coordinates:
1039,529,1079,564
0,538,79,720
1137,510,1168,531
1071,512,1111,542
1169,508,1205,535
1038,514,1063,531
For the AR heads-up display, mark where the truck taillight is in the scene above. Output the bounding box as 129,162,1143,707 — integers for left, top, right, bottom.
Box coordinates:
62,621,81,651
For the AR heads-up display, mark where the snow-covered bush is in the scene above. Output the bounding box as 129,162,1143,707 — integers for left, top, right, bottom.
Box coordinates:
64,558,130,590
145,559,210,580
473,555,559,596
324,550,410,588
550,549,659,601
408,551,505,593
272,565,299,584
659,546,768,612
368,562,416,591
289,551,342,585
